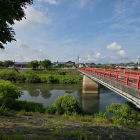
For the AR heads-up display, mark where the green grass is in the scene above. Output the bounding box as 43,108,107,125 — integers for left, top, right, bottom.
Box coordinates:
11,100,45,113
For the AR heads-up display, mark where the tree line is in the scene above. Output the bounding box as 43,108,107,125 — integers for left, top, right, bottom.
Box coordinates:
28,59,51,69
0,59,51,69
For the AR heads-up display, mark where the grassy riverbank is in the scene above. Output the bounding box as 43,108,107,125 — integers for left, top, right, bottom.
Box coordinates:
0,69,83,84
0,109,140,140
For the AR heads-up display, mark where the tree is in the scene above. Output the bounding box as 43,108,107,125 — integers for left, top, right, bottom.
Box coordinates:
0,0,33,49
0,61,3,67
41,59,51,69
0,80,22,108
29,60,39,69
3,60,14,67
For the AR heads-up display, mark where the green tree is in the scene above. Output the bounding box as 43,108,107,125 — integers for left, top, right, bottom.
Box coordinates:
3,60,14,67
29,60,39,69
0,0,33,49
0,61,3,67
41,59,51,69
0,80,22,108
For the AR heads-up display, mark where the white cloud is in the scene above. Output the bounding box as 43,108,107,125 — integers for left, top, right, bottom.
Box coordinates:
107,42,127,58
107,42,121,51
117,50,126,58
83,50,104,63
15,39,29,48
37,0,59,5
78,0,89,8
15,6,51,29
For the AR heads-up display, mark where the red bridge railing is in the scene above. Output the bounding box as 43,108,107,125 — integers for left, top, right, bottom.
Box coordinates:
78,68,140,89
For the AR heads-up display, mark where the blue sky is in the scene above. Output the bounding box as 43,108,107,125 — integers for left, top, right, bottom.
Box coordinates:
1,0,140,64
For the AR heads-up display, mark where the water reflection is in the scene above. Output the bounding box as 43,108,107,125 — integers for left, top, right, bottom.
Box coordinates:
82,94,99,114
16,83,128,114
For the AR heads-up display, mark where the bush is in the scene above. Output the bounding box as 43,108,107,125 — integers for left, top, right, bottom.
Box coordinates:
0,70,17,82
0,106,9,116
0,80,22,108
106,103,140,126
16,74,26,83
25,73,41,83
46,105,56,114
46,75,54,84
46,94,82,115
58,70,66,75
12,100,45,113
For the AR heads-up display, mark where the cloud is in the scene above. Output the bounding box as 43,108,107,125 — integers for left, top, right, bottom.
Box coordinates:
107,42,121,51
107,42,127,58
110,0,140,30
37,0,60,5
81,50,105,63
15,6,51,29
3,39,49,62
78,0,89,8
15,39,29,48
117,50,126,58
76,0,100,9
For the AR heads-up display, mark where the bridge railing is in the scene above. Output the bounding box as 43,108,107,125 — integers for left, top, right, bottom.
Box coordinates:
78,68,140,89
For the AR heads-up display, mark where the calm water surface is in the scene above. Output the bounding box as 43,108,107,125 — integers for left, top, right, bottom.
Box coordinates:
16,83,128,114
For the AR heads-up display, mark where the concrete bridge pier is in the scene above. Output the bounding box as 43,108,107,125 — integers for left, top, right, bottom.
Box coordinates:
82,75,99,94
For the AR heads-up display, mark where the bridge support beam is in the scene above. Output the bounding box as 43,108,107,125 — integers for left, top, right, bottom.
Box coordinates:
82,75,99,94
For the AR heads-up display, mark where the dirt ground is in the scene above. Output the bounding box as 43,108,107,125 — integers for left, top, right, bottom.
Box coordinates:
0,112,140,140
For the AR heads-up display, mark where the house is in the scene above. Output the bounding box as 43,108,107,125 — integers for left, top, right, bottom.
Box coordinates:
13,62,29,68
52,61,75,68
85,63,96,68
65,61,75,68
115,66,126,70
78,63,85,68
125,62,138,70
52,61,66,67
126,65,138,70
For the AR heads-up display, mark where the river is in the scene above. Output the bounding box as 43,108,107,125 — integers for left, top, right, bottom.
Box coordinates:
16,83,128,114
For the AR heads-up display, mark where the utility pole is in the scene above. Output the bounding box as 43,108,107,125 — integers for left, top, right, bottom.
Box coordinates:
77,55,79,68
138,57,140,65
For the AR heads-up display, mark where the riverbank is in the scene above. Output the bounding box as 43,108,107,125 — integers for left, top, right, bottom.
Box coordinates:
0,69,83,84
0,111,140,140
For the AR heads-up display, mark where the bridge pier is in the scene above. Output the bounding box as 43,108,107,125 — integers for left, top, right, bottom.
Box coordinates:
82,75,99,94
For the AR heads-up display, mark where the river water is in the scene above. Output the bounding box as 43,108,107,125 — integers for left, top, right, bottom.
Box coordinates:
16,83,128,114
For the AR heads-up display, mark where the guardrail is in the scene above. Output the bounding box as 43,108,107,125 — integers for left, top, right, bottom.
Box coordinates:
78,68,140,89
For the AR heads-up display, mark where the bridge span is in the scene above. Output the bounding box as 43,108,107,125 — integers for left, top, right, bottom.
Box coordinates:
78,68,140,109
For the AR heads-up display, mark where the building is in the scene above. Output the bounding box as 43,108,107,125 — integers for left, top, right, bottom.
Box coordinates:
65,61,75,68
13,62,29,68
52,61,75,68
78,63,85,68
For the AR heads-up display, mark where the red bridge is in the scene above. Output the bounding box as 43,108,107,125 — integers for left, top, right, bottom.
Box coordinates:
78,68,140,108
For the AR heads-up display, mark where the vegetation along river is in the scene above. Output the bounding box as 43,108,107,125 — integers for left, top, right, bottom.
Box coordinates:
16,83,127,114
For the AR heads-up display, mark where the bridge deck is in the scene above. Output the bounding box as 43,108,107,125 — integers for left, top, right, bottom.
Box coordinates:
78,68,140,109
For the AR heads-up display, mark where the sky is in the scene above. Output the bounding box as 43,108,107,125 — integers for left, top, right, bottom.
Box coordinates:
1,0,140,64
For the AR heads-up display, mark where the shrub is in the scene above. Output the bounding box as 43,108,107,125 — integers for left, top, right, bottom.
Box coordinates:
0,106,9,116
0,80,22,108
58,70,66,75
12,100,45,113
16,74,26,83
46,94,83,115
46,105,56,114
106,103,140,126
0,70,17,82
25,73,41,83
46,75,54,84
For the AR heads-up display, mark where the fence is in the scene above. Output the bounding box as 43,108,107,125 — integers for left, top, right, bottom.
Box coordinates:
78,68,140,89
